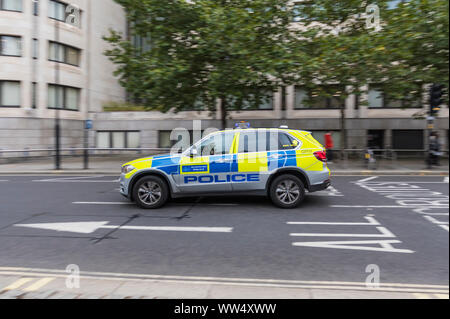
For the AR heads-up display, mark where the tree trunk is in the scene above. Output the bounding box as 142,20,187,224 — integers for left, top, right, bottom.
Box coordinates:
220,97,227,130
340,105,347,156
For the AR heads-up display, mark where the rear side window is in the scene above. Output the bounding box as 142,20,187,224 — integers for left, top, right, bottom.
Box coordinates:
278,133,297,150
238,131,299,153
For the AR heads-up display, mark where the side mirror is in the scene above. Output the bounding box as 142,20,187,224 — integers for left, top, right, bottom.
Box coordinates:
190,147,198,157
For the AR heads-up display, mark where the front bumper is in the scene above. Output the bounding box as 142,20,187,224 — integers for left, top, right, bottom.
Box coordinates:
309,179,331,192
119,173,129,198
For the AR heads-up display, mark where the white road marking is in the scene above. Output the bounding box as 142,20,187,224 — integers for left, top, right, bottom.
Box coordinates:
33,176,119,182
413,208,449,216
288,216,413,253
355,180,449,232
287,216,380,226
423,215,449,225
309,186,343,197
444,176,449,183
356,176,379,183
0,180,8,182
73,201,132,205
14,221,233,234
331,205,448,209
292,240,414,253
290,227,395,238
72,201,239,207
0,267,447,294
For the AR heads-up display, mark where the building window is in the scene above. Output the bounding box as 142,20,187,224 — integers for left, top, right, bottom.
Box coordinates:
47,84,80,111
0,81,21,107
32,82,37,109
49,41,80,66
392,130,424,150
294,87,308,109
295,85,345,109
159,130,203,149
48,0,81,27
0,35,21,56
96,131,141,149
32,0,38,15
0,0,22,12
48,0,66,21
239,93,274,110
32,38,38,59
367,130,385,150
368,85,422,108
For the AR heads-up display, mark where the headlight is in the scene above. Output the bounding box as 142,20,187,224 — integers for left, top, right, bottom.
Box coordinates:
121,165,136,174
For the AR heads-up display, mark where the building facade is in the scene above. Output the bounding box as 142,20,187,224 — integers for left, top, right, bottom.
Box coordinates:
0,0,126,152
1,0,449,155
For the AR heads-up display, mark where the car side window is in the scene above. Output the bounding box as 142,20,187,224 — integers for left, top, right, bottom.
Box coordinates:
238,131,299,153
278,133,298,150
200,132,234,156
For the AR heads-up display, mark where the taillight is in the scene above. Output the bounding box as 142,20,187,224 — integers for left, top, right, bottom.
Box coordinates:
314,151,327,162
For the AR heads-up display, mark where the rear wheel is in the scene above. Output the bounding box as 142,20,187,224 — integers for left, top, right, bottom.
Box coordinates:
269,174,305,209
132,175,169,209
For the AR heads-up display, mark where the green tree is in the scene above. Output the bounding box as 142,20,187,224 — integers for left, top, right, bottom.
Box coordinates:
290,0,449,150
104,0,305,129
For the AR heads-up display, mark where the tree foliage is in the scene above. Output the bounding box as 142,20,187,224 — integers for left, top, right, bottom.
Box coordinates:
104,0,304,127
104,0,449,136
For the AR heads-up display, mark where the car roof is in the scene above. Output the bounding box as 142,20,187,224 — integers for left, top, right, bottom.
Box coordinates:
217,128,311,135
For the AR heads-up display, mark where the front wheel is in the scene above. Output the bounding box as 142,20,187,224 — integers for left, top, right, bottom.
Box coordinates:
269,174,305,209
132,175,169,209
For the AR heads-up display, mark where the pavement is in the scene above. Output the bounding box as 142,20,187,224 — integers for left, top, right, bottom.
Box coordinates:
0,155,448,175
0,174,448,299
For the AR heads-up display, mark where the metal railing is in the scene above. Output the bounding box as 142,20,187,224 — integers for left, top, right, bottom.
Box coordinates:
0,147,448,170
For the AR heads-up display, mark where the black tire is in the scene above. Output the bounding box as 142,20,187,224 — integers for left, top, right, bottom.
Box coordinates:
132,175,169,209
269,174,305,209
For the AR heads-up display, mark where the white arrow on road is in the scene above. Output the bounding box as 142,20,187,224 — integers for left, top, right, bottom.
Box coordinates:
14,221,233,234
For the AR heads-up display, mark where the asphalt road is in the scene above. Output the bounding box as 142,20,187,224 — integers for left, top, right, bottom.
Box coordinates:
0,174,448,296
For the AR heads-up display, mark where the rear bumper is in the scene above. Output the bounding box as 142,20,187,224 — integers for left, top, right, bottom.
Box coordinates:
309,179,331,192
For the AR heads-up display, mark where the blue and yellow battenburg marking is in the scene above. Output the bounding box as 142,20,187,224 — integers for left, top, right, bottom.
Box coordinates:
125,128,327,180
184,174,260,184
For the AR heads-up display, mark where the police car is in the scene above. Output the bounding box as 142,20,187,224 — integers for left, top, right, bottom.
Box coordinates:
120,124,331,209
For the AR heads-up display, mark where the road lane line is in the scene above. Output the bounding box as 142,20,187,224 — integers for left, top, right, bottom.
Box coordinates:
356,176,379,183
329,205,448,209
290,227,395,238
288,216,380,226
1,278,34,291
439,225,449,232
413,293,431,299
423,215,449,225
22,277,55,292
73,202,132,205
101,225,233,233
72,201,239,207
434,293,449,299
